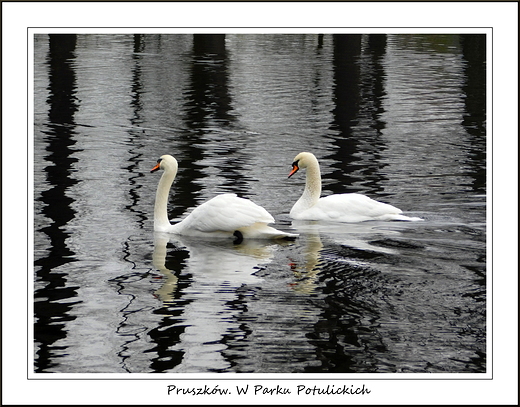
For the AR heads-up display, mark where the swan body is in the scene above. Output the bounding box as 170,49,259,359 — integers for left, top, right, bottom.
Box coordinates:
288,152,422,222
151,154,297,240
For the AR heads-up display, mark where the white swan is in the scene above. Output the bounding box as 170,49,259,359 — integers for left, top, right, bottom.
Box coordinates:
288,152,423,222
151,154,298,241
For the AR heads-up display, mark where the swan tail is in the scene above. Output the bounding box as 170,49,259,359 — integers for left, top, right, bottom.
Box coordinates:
237,224,299,240
387,214,424,221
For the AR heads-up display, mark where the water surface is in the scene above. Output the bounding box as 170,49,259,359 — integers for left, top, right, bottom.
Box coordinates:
33,33,486,373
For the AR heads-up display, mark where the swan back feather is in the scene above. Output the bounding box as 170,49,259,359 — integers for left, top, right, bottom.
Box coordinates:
172,193,274,234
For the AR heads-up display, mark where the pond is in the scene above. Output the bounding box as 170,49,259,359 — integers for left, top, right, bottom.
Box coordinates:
33,33,486,374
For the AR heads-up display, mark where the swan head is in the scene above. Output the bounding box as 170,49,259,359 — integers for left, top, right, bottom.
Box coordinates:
151,154,178,174
288,152,318,178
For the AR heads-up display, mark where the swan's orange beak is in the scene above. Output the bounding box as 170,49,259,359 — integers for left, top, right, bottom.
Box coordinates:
150,163,161,173
288,163,299,178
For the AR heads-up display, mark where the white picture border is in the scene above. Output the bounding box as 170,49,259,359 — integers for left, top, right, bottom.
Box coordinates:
2,1,518,405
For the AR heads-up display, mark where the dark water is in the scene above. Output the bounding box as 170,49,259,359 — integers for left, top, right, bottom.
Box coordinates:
33,34,486,373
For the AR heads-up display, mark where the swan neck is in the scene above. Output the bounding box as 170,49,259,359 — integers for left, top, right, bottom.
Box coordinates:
291,159,322,216
303,161,322,203
154,167,176,230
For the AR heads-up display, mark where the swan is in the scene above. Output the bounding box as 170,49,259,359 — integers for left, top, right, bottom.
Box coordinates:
288,152,423,222
151,154,298,241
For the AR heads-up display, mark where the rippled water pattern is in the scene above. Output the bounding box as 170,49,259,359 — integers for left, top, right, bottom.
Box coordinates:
33,34,486,373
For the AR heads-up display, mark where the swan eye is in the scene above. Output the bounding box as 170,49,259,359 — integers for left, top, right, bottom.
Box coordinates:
157,158,162,164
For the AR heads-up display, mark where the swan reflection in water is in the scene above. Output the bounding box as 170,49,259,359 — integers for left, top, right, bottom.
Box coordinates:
288,220,403,294
151,232,284,372
291,220,401,254
150,221,410,371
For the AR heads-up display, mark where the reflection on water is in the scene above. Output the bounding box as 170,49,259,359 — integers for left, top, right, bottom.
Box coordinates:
33,33,486,373
149,233,278,372
34,34,81,372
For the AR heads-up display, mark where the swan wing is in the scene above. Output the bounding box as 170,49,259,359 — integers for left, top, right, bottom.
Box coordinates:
179,193,275,233
307,193,404,222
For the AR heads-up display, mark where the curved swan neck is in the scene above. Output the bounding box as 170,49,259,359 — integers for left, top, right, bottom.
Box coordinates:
154,165,177,230
302,159,322,204
291,155,322,215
